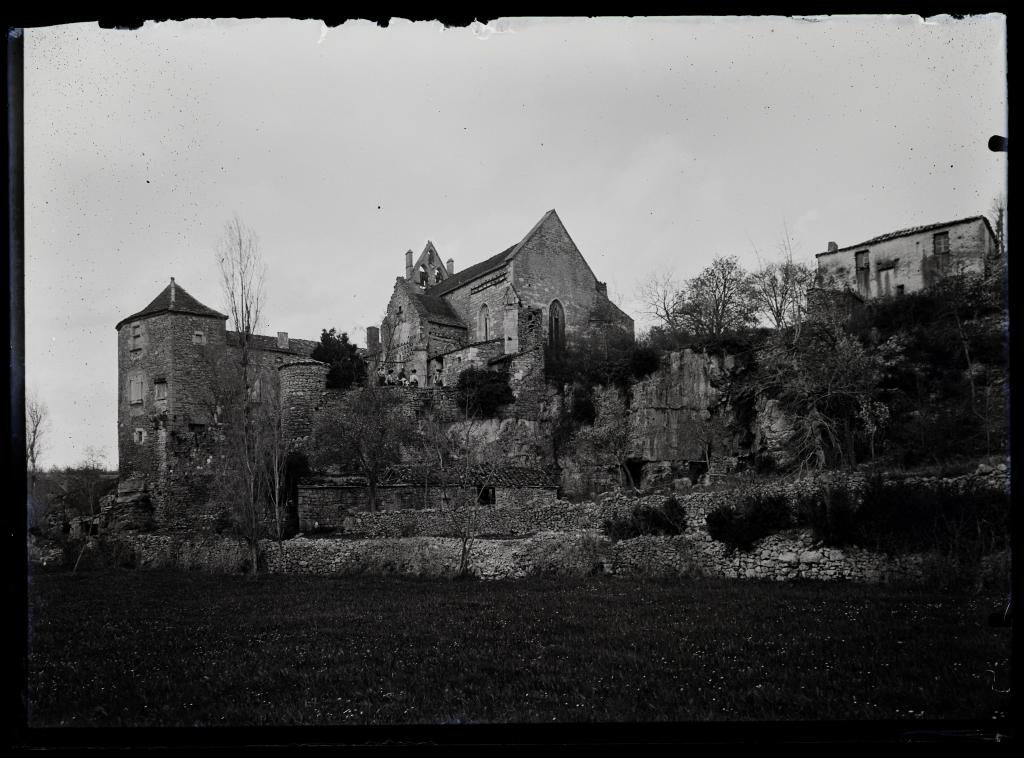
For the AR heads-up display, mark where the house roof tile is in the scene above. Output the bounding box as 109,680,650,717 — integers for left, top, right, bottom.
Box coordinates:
226,332,319,357
816,215,995,258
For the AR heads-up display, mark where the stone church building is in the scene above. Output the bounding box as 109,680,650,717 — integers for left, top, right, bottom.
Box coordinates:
112,209,633,531
369,209,633,387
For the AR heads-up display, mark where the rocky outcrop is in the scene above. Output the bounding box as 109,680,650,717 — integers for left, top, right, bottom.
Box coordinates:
629,349,733,462
101,478,155,532
751,396,796,467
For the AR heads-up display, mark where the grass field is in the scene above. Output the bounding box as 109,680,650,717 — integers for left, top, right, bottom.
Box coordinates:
24,570,1011,729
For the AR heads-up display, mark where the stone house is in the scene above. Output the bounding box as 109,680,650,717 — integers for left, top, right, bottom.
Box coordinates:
815,215,999,299
370,209,634,388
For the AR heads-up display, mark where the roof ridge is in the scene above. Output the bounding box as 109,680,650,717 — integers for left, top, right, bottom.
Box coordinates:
504,208,558,262
817,215,992,257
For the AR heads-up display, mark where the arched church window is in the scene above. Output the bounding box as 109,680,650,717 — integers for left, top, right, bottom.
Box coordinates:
434,268,444,283
479,304,490,341
549,299,565,355
418,264,428,286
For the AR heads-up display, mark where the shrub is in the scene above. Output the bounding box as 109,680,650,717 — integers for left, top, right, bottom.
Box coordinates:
528,532,605,577
706,491,791,552
794,486,859,547
455,367,515,417
854,477,1010,560
601,496,687,542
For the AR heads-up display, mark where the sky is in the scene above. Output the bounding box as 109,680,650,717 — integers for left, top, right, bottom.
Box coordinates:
22,15,1007,470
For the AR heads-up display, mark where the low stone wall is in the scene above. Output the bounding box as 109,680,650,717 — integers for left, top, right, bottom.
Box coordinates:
98,528,929,584
89,468,1006,584
307,496,640,538
608,532,926,583
299,486,560,532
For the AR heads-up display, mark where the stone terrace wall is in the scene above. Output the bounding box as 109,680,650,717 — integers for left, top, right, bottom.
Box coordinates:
301,466,1008,539
96,468,1007,584
101,529,929,584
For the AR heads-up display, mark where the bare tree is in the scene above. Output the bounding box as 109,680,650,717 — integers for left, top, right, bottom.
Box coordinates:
749,227,813,332
215,215,270,576
258,371,288,553
677,256,757,338
309,383,414,513
636,269,685,333
990,193,1007,256
26,389,49,503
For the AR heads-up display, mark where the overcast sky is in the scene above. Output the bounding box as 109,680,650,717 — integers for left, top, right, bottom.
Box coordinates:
23,15,1007,469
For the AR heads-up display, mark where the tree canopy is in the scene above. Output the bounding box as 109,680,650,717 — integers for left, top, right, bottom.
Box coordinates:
311,328,367,390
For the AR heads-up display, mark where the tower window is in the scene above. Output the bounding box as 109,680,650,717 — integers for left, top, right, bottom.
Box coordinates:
129,376,144,404
154,381,167,401
130,322,142,348
133,428,147,444
192,330,206,345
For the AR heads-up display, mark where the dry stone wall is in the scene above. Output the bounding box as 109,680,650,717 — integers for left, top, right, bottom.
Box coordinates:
99,528,928,584
96,468,1007,584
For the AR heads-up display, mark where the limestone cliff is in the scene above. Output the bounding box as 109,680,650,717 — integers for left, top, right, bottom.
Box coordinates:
629,349,738,463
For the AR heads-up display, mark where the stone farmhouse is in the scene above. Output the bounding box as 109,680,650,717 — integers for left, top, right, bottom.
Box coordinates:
815,215,999,299
112,209,632,533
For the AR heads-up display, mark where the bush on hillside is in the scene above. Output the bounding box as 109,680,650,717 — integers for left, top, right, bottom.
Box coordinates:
705,491,791,552
602,496,687,541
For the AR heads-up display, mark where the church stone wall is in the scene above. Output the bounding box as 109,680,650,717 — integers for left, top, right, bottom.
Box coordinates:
439,263,512,344
511,218,600,342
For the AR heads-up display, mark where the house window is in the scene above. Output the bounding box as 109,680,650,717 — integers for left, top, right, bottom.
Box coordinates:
854,251,870,296
154,381,167,401
130,322,142,349
479,304,490,340
192,330,206,345
129,376,144,404
477,486,496,505
133,428,146,444
934,232,951,272
548,300,565,355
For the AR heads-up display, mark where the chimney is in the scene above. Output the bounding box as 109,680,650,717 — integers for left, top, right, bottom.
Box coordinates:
169,277,176,307
366,326,380,354
277,331,289,349
405,250,414,280
447,258,455,275
827,241,838,253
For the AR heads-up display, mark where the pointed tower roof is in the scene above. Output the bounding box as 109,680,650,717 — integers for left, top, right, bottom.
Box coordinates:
115,278,228,329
